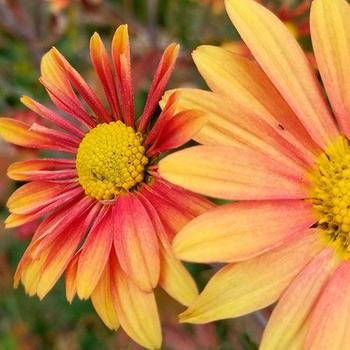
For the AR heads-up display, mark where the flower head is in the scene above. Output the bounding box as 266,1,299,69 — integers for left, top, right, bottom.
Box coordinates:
0,25,213,349
159,0,350,348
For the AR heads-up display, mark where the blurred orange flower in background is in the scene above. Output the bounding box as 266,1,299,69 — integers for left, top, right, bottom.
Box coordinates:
0,24,213,349
160,0,350,348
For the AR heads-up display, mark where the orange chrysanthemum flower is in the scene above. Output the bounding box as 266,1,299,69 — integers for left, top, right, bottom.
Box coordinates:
0,25,213,349
159,0,350,348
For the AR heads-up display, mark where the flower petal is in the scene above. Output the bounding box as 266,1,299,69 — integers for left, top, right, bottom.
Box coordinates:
174,200,315,263
148,109,207,156
111,25,134,127
21,204,100,299
180,229,323,323
8,158,77,182
0,118,76,153
225,0,338,148
162,88,316,168
114,194,160,292
140,195,198,306
138,43,179,132
114,266,162,350
65,253,79,303
305,261,350,349
310,0,350,138
139,177,213,239
159,145,309,200
260,248,338,349
91,256,120,331
7,182,79,215
76,206,114,299
90,32,122,119
191,45,320,160
50,48,112,124
21,96,85,138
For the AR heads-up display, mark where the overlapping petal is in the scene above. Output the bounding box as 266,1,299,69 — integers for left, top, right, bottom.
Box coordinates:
180,229,323,323
225,0,338,148
305,261,350,349
114,264,162,350
260,248,338,349
114,194,160,292
310,0,350,138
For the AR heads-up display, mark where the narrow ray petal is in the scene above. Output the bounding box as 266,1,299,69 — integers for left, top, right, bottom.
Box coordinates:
139,178,213,239
76,206,114,299
0,118,76,153
138,43,179,132
148,110,207,156
90,33,122,119
7,182,79,215
140,195,198,306
112,25,134,127
21,96,85,138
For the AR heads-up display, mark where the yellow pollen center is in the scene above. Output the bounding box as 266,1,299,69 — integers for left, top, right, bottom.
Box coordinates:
76,121,148,201
311,136,350,260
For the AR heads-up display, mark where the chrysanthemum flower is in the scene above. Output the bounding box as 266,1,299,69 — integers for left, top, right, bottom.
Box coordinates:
159,0,350,347
0,25,213,349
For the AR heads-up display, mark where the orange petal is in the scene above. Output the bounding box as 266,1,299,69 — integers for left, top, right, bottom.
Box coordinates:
174,200,316,263
65,253,79,303
114,266,162,350
21,96,85,138
140,196,198,306
91,257,120,330
225,0,338,148
162,88,316,168
138,43,179,132
7,182,76,215
33,204,100,299
139,177,214,239
310,0,350,138
191,45,320,160
148,109,207,156
159,145,309,200
76,207,114,299
114,194,160,292
50,47,112,124
111,25,134,127
180,229,323,323
8,158,76,182
305,261,350,349
0,118,76,153
260,248,338,349
90,32,122,119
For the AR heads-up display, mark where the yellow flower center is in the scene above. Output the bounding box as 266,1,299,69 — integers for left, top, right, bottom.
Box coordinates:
76,121,148,201
311,136,350,259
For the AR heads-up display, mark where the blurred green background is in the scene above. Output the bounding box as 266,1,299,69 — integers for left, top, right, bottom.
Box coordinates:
0,0,309,349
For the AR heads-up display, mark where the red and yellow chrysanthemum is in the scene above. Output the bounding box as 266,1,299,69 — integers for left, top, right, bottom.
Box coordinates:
0,25,213,349
159,0,350,348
